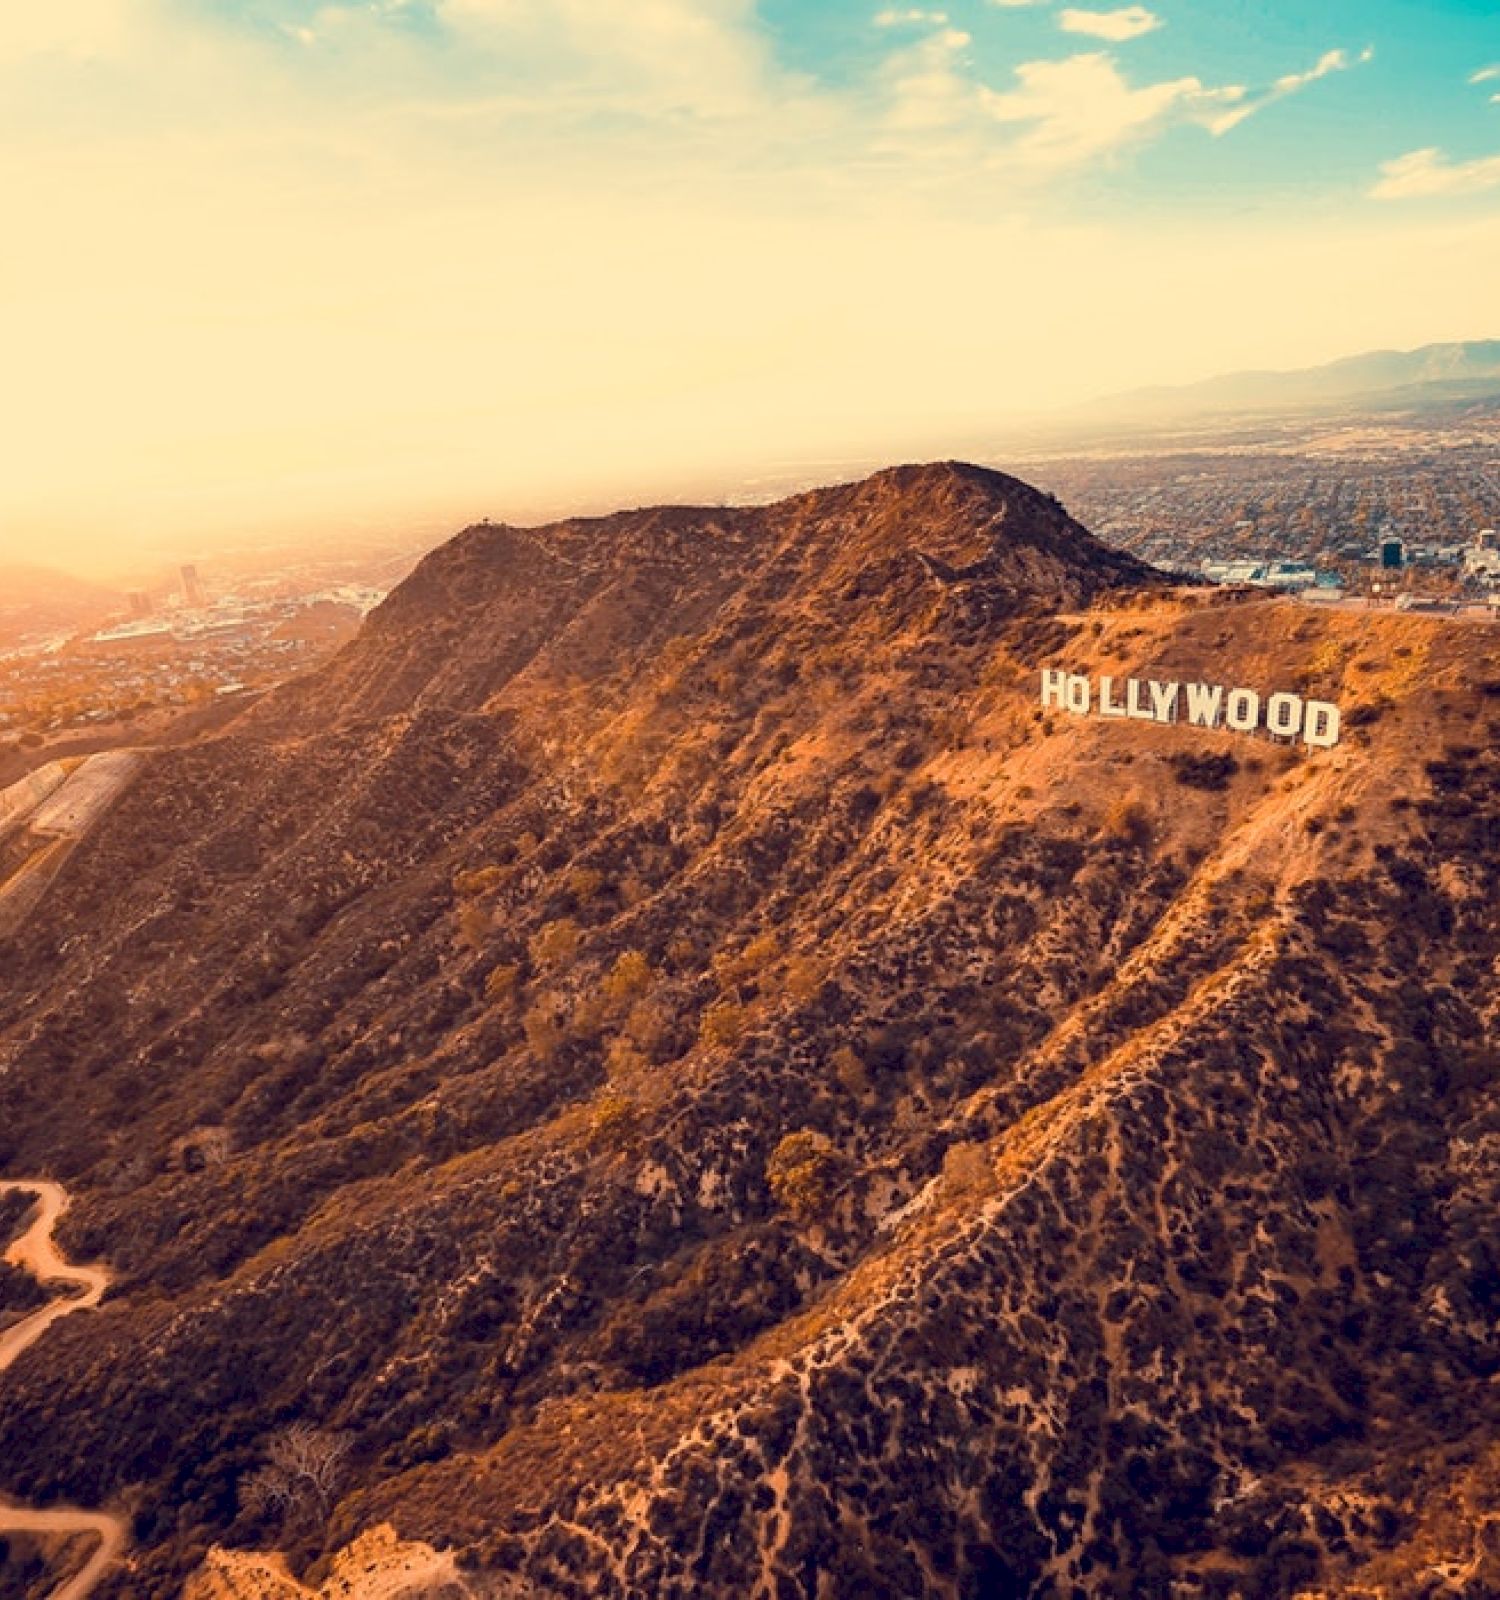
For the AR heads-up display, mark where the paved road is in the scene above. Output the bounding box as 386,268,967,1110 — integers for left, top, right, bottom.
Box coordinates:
0,1180,126,1599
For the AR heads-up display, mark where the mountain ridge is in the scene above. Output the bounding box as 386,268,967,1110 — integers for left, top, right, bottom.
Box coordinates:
0,464,1496,1599
254,460,1159,735
1074,338,1500,424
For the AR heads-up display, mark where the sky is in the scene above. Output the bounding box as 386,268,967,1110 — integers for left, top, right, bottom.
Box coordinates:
3,0,1499,574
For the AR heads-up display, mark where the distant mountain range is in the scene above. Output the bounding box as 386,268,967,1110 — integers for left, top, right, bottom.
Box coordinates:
1081,339,1500,425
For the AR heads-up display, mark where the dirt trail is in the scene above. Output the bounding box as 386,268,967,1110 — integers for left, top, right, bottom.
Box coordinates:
0,1179,127,1599
0,1503,128,1600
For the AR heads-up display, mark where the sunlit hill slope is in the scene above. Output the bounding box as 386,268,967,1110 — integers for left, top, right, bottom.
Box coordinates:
0,463,1497,1599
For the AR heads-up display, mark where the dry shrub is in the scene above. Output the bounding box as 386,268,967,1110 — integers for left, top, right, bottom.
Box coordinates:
832,1045,869,1096
590,1094,637,1142
603,949,654,1006
1103,796,1153,848
624,998,675,1062
766,1130,847,1223
783,955,823,1004
530,917,581,968
712,931,779,992
570,989,611,1039
456,902,492,953
453,865,504,898
699,1000,748,1049
942,1141,991,1193
484,963,520,1004
1168,751,1239,792
565,865,605,903
523,1000,565,1060
604,1036,652,1089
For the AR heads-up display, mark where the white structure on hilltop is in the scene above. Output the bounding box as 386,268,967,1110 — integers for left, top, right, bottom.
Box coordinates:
1462,545,1500,586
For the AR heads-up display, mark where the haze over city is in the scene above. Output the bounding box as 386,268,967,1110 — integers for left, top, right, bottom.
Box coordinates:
4,0,1500,575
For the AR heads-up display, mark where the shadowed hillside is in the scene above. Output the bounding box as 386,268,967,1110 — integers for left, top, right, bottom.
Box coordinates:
0,464,1496,1599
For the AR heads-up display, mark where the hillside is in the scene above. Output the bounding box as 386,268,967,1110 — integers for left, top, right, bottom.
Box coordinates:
0,462,1497,1598
0,565,120,647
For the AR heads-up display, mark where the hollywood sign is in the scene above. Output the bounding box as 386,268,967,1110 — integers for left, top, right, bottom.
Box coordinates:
1040,670,1342,749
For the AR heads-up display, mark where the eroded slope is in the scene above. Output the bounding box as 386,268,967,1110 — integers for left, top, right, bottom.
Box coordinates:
0,464,1494,1598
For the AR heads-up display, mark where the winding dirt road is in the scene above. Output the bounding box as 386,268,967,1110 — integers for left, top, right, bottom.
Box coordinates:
0,1179,127,1599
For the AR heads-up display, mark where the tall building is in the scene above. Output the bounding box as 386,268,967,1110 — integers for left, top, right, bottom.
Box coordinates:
180,564,205,608
128,590,153,618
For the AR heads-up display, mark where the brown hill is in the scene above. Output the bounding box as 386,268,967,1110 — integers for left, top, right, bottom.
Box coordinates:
0,463,1496,1599
0,564,120,646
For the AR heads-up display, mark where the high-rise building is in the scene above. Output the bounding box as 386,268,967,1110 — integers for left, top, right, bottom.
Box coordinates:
128,590,153,618
180,564,205,608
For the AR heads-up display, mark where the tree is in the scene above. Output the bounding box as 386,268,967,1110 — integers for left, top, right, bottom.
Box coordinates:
241,1424,350,1527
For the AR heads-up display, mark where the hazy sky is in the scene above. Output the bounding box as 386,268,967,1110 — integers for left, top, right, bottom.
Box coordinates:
4,0,1500,573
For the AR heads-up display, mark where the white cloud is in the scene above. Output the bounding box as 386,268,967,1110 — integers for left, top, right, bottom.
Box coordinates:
883,26,978,131
1058,7,1161,44
1273,46,1365,94
1470,65,1500,85
1206,45,1369,135
977,52,1235,167
875,7,949,27
1373,147,1500,200
878,33,1369,173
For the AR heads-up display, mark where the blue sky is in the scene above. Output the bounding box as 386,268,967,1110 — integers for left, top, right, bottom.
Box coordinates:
180,0,1500,209
2,1,1499,566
